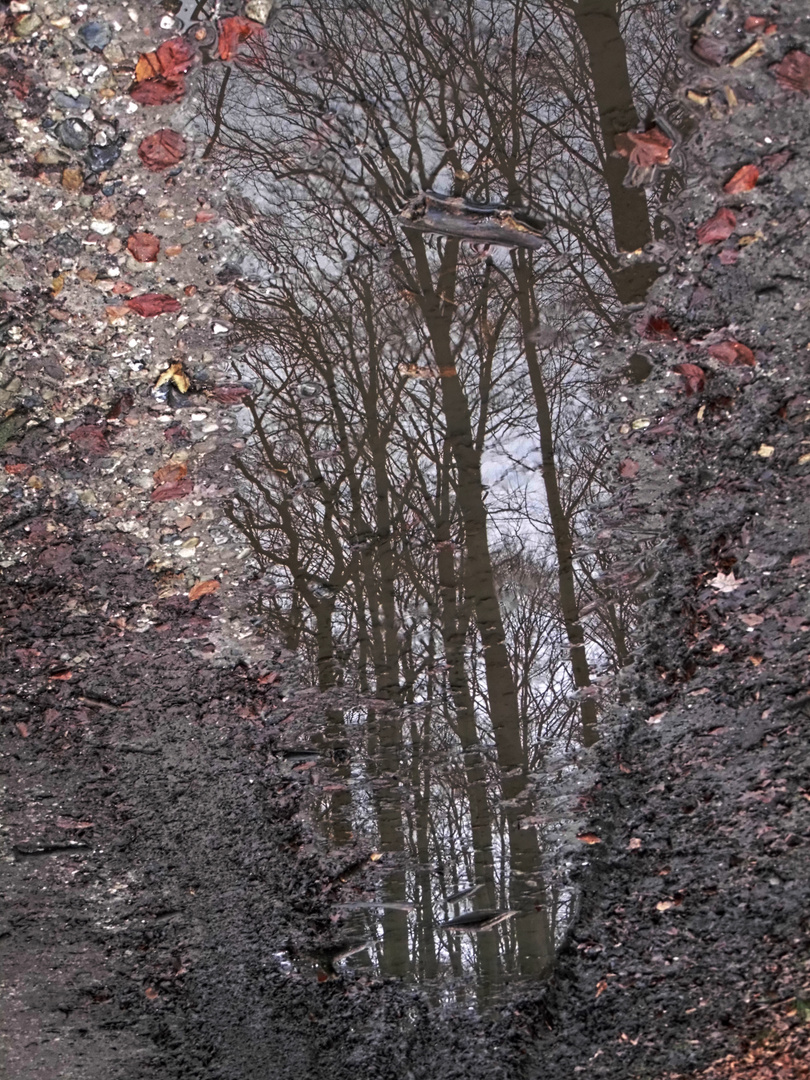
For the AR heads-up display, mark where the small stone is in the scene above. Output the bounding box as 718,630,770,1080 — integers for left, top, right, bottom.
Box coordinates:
212,322,230,334
85,138,125,174
56,118,92,151
106,236,122,254
14,12,42,36
102,41,126,65
78,21,113,51
89,220,116,235
51,90,92,111
178,537,200,557
35,147,67,166
244,0,273,24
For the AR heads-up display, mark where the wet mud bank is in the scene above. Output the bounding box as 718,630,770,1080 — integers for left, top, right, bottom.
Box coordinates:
1,0,809,1078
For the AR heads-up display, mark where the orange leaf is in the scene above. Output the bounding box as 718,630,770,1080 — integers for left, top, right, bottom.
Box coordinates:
723,164,759,193
696,207,737,245
707,340,756,367
218,16,265,61
153,461,187,485
189,579,221,601
258,671,280,685
48,670,72,681
577,833,601,845
144,987,159,1000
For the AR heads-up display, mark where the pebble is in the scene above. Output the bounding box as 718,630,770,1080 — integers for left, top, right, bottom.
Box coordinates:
14,12,42,36
78,21,113,51
85,139,125,173
51,90,93,111
245,0,274,23
56,118,92,151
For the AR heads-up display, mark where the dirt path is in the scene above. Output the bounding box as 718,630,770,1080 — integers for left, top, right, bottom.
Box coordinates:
1,1,808,1078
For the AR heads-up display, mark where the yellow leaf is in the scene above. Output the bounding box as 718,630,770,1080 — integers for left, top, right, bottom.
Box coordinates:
51,274,64,296
369,852,383,862
757,444,774,458
155,362,191,394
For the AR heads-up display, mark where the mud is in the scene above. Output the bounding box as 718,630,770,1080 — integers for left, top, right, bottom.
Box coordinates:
2,0,809,1078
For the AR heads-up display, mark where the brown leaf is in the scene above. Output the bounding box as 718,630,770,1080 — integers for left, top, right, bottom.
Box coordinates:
151,477,194,502
49,670,72,681
723,164,759,193
69,424,110,454
144,987,159,1001
595,979,608,999
189,579,221,602
740,613,765,626
761,148,792,173
708,340,756,367
137,129,186,171
744,15,768,32
613,126,673,169
153,461,187,485
16,722,29,738
641,315,678,341
696,207,737,244
218,16,266,61
134,36,195,82
692,35,727,66
672,362,706,395
772,50,810,93
130,77,186,105
126,293,182,317
210,385,251,404
258,671,280,685
619,458,639,479
127,231,160,263
577,833,602,845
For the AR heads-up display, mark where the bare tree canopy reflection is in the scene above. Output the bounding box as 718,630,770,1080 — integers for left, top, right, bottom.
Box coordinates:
197,0,679,1004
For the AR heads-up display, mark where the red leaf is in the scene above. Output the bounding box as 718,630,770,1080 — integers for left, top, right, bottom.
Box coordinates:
723,164,759,193
127,231,160,263
613,126,673,169
744,15,768,32
672,362,706,395
137,129,187,171
151,477,194,502
696,207,737,245
718,248,739,266
258,671,280,685
641,315,678,341
69,424,110,454
126,293,182,317
153,461,188,485
210,385,251,404
772,50,810,93
707,340,757,367
154,36,195,79
218,16,265,61
48,669,72,681
619,458,639,479
130,77,186,105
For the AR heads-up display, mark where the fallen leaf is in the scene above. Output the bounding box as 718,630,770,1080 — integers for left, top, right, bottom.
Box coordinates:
757,443,775,458
210,385,251,404
708,571,744,593
127,231,160,262
57,817,93,829
16,722,29,738
155,362,190,393
619,458,639,478
577,833,602,845
708,340,756,367
151,477,194,502
761,148,792,173
369,852,384,862
137,129,186,171
647,712,666,725
744,15,768,32
144,987,159,1001
772,50,810,93
613,126,673,168
712,642,727,653
748,655,763,666
723,164,759,193
799,452,810,466
51,274,64,296
49,669,72,681
165,244,183,257
740,613,765,626
105,304,130,322
69,424,110,455
656,900,676,912
153,461,187,485
696,207,737,245
596,979,608,999
628,837,642,850
258,671,280,685
134,36,194,82
130,77,186,105
126,293,181,317
672,362,706,395
641,315,678,341
218,16,266,61
189,579,221,602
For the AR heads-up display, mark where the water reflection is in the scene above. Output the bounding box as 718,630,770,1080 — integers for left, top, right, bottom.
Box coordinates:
197,0,680,1004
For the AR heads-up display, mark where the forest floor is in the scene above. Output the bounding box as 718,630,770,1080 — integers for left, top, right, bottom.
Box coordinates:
0,1,808,1079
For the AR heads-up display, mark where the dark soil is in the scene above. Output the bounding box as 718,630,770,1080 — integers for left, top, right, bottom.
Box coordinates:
2,1,809,1078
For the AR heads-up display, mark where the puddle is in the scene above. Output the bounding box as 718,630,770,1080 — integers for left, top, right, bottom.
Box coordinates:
191,0,684,1007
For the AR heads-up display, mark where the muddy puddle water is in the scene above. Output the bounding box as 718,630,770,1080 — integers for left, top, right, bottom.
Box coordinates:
190,0,683,1007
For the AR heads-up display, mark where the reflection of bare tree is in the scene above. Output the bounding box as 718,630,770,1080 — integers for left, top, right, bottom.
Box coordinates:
205,0,676,995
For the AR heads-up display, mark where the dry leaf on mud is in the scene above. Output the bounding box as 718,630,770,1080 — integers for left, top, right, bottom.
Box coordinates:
126,293,181,317
16,722,29,737
723,164,760,193
134,36,195,82
151,477,194,503
641,315,678,341
709,571,744,593
153,461,187,485
673,362,706,395
137,129,186,172
209,386,251,404
144,987,159,1001
619,458,639,479
613,126,673,168
48,669,72,680
577,833,602,845
155,362,190,394
757,443,775,458
696,207,737,244
127,231,160,262
595,979,609,999
69,424,110,455
218,16,266,61
740,613,764,626
369,852,384,862
656,900,676,911
772,50,810,93
628,837,642,850
708,340,756,367
258,671,280,685
130,76,186,105
189,579,220,601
